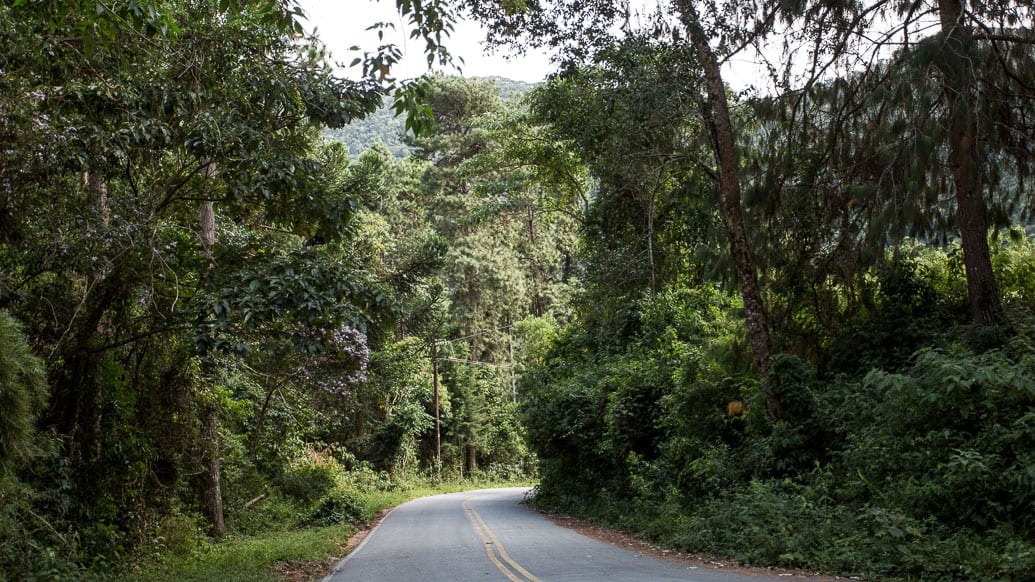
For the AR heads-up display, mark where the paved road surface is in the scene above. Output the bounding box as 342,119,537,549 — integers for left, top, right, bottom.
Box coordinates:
322,487,801,582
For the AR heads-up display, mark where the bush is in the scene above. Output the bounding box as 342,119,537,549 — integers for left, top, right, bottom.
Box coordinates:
150,511,209,557
274,464,338,505
306,489,363,526
0,475,84,580
227,491,304,536
526,257,1035,580
0,310,47,471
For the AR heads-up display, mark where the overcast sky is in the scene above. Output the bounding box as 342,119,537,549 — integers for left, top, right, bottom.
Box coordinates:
295,0,781,93
296,0,555,82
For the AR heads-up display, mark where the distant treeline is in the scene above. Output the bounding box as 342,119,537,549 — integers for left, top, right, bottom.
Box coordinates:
324,76,535,159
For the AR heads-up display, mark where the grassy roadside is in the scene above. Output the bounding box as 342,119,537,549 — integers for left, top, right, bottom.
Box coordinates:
125,479,535,582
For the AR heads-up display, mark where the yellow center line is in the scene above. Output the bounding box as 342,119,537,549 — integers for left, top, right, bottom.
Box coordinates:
462,498,543,582
464,499,523,581
467,502,542,582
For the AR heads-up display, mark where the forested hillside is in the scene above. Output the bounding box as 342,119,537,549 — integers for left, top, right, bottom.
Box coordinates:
2,1,1034,581
323,106,410,159
323,77,534,158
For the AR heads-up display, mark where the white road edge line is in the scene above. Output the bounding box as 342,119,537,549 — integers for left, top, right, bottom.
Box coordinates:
320,506,399,582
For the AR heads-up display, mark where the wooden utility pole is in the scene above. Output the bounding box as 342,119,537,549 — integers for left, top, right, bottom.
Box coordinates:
431,340,441,470
508,331,516,401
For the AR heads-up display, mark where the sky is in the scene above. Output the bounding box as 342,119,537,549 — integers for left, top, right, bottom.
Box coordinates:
296,0,555,83
295,0,778,92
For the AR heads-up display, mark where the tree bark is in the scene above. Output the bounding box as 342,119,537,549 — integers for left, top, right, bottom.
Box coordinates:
197,159,225,535
199,201,215,259
676,1,782,419
937,0,1005,327
88,171,110,229
466,442,477,474
199,161,216,263
527,205,547,316
202,402,226,537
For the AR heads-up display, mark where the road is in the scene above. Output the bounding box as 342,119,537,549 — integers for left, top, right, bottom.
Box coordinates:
322,487,808,582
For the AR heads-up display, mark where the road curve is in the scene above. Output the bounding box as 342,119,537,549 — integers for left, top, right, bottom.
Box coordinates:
322,487,798,582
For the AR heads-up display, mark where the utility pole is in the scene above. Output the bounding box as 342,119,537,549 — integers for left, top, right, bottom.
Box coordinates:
431,340,441,473
508,330,516,402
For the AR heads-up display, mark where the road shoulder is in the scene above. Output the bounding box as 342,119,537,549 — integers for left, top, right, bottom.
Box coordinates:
533,506,849,581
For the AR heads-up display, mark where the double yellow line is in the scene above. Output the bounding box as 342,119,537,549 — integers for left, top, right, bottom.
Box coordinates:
462,498,543,582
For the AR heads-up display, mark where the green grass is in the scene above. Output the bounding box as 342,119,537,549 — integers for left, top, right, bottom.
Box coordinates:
127,525,357,582
125,479,535,582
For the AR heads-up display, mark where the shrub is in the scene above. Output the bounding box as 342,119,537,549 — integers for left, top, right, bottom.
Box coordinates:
306,489,363,526
0,474,84,580
274,464,337,505
0,310,47,471
273,445,344,504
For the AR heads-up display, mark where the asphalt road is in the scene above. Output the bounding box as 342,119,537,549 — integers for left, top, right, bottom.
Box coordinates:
322,487,802,582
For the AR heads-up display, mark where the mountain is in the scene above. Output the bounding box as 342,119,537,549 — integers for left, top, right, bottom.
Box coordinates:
323,77,536,159
323,105,410,159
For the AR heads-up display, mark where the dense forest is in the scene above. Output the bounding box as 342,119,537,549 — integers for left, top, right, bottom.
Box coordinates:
324,76,535,159
2,0,1034,580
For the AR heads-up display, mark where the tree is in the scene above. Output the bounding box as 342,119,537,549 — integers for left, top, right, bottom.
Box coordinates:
522,38,711,331
773,0,1035,328
467,0,785,416
0,311,47,473
406,76,533,358
0,0,391,539
672,0,775,386
337,75,579,475
405,76,536,472
934,0,1004,327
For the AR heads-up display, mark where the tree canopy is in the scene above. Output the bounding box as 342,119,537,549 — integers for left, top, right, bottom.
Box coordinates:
1,0,1033,579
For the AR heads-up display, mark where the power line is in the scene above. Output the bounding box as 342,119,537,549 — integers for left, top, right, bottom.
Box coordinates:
438,356,513,368
433,323,515,346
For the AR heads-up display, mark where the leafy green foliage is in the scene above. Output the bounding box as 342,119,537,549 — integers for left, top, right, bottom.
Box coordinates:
524,242,1035,580
4,0,1035,578
0,310,47,471
307,490,364,526
324,77,535,159
0,0,427,574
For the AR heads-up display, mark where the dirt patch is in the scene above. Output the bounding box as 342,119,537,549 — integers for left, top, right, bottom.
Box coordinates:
340,508,392,555
533,506,854,581
272,543,348,582
274,508,393,582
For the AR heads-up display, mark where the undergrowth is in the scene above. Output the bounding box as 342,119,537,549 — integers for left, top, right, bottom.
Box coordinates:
122,474,533,582
523,245,1035,581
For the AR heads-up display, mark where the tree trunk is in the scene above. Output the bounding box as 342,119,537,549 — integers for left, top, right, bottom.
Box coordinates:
199,201,215,260
51,172,114,458
647,191,656,296
197,159,225,535
202,402,226,537
248,382,278,461
676,1,782,419
466,443,477,474
199,159,216,262
87,171,110,230
937,0,1005,327
527,205,547,316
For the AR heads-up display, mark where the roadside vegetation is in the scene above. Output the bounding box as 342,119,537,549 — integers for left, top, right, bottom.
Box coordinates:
2,1,1033,581
520,249,1035,580
471,2,1035,579
126,476,532,582
1,2,545,580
